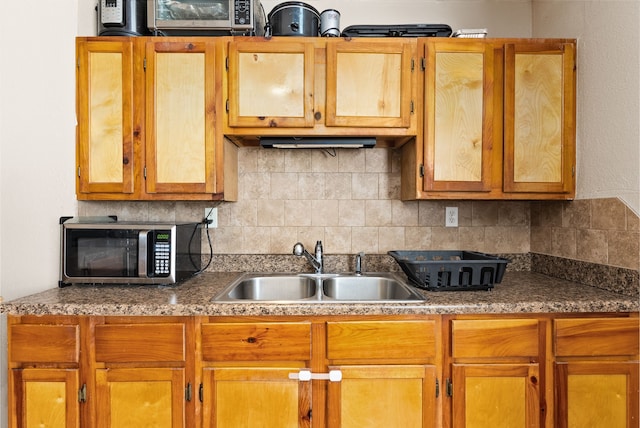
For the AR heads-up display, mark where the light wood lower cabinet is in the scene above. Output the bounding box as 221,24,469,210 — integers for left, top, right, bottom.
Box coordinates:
6,313,639,428
8,316,81,428
10,368,80,428
95,368,185,428
554,317,640,428
447,318,543,428
200,321,313,428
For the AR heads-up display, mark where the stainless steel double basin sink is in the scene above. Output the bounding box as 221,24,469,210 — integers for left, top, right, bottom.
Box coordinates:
213,272,425,303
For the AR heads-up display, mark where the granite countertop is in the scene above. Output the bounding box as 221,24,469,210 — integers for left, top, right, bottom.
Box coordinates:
2,271,638,316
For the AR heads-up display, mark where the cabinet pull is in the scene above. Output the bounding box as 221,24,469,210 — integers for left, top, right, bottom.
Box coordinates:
185,382,192,402
289,370,342,382
78,383,87,403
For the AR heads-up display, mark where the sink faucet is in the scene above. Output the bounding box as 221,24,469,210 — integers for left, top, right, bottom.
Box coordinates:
355,252,365,275
293,241,323,274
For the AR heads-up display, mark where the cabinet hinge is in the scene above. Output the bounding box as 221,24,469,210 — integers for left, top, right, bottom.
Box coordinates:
185,383,192,402
143,57,147,71
143,166,147,179
446,378,453,397
410,100,415,114
225,56,229,70
77,166,81,178
421,57,427,71
411,58,415,72
226,99,230,113
435,378,440,398
78,383,87,403
419,164,425,178
199,383,204,402
572,165,575,177
77,58,80,69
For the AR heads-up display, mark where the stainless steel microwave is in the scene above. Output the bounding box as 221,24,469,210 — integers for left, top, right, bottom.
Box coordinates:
147,0,266,36
60,217,201,286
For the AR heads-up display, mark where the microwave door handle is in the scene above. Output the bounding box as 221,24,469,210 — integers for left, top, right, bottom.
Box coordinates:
138,231,149,277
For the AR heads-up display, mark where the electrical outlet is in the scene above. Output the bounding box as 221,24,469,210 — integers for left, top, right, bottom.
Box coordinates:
445,207,458,227
204,208,218,228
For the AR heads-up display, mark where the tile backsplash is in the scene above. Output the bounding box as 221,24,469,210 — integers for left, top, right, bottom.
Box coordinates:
78,147,639,272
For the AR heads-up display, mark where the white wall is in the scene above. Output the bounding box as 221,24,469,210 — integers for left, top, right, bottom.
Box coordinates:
532,0,640,215
0,2,78,302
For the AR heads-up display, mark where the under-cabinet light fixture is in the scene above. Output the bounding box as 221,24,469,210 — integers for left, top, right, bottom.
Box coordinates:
259,137,376,149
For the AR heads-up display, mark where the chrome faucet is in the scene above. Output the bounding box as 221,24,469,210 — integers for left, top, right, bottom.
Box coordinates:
355,252,365,275
293,241,323,274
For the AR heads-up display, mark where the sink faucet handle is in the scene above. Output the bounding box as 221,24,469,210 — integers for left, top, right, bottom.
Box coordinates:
355,252,365,275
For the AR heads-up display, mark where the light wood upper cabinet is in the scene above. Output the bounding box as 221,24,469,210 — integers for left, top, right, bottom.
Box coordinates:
503,42,576,195
76,39,135,195
76,37,237,201
326,40,414,128
145,40,218,195
421,40,496,193
402,38,576,201
225,37,418,142
227,39,315,128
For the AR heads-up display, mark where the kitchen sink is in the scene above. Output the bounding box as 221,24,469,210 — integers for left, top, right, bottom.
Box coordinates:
322,276,424,301
213,273,425,303
217,275,318,301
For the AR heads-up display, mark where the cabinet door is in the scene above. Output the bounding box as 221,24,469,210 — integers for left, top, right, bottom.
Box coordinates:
202,367,312,428
95,368,185,428
327,365,437,428
326,40,414,128
452,363,540,428
76,39,135,195
145,40,217,194
555,361,639,428
227,40,315,128
422,40,496,193
10,368,80,428
503,42,576,195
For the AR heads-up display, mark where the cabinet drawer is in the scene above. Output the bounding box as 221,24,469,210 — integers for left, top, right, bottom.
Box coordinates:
554,317,640,357
327,320,436,360
95,323,186,363
451,319,539,358
201,322,312,361
10,324,79,363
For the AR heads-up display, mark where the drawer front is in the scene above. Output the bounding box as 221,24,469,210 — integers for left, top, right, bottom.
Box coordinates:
201,322,312,361
555,317,640,357
452,319,539,358
327,320,437,360
95,323,186,363
10,324,79,363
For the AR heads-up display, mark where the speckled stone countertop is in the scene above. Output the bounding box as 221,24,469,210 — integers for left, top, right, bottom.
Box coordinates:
2,271,638,316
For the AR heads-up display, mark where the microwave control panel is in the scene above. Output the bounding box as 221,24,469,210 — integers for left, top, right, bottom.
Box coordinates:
152,231,171,276
100,0,125,25
234,0,252,25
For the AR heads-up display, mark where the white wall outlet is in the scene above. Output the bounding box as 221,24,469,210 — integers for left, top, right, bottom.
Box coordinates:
445,207,458,227
204,208,218,228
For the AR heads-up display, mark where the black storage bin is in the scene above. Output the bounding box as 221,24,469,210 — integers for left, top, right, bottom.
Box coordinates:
388,250,510,291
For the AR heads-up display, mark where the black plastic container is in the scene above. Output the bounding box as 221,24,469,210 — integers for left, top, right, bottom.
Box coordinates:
388,250,510,291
